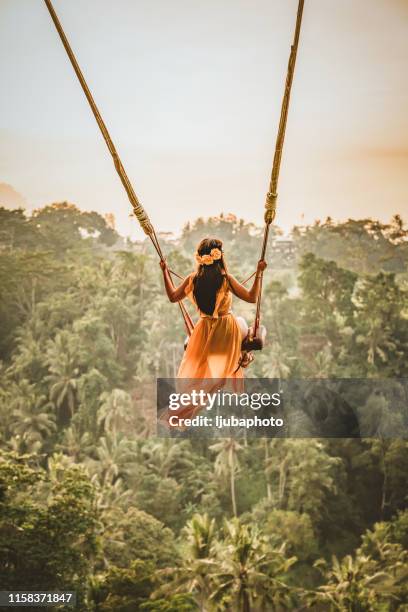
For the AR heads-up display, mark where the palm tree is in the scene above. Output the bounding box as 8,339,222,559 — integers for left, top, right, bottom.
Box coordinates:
310,553,396,610
90,433,139,487
182,513,217,609
46,331,81,420
97,388,133,435
211,518,296,612
353,274,402,372
156,513,217,610
265,440,340,522
261,340,291,379
138,439,195,480
210,438,242,517
118,251,153,326
142,299,186,378
10,380,56,453
47,452,75,480
92,481,136,569
7,327,45,381
312,345,333,377
184,513,216,560
94,477,134,514
56,425,94,462
0,383,14,445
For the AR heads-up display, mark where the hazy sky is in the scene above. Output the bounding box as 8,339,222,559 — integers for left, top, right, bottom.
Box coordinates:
1,0,407,238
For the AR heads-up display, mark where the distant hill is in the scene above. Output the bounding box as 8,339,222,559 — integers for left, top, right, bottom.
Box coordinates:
0,183,27,209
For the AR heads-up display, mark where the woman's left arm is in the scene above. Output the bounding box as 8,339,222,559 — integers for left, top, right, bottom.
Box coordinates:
160,260,191,303
227,260,267,303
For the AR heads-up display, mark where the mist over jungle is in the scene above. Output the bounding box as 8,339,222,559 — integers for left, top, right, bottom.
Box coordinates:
0,202,407,610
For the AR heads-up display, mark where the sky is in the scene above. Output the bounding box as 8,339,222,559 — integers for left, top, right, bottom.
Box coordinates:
1,0,407,239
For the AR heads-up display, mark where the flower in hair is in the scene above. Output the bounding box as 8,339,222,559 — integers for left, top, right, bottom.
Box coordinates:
210,248,222,260
195,248,223,266
195,253,212,265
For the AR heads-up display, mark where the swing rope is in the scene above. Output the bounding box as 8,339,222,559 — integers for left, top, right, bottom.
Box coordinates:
253,0,305,337
43,0,304,343
42,0,194,336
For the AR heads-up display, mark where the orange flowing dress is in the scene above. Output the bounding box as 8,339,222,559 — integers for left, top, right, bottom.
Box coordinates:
178,272,244,380
159,272,244,429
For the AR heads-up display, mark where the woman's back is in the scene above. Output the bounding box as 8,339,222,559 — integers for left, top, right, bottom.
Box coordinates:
187,273,232,318
159,234,266,381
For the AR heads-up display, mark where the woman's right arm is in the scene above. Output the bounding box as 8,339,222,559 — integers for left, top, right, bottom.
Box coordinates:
160,260,191,303
227,260,267,303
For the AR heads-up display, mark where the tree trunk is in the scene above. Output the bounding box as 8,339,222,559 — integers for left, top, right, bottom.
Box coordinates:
279,457,288,508
264,439,272,501
230,450,237,517
242,586,251,612
380,440,388,520
31,277,37,316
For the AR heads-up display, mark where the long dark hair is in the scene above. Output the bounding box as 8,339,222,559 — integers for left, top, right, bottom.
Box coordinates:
193,238,225,315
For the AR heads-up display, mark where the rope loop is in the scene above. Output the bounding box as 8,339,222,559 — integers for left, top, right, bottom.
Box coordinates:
131,201,153,235
264,191,277,225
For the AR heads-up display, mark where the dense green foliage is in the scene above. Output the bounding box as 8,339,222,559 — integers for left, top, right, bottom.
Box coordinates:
0,204,407,610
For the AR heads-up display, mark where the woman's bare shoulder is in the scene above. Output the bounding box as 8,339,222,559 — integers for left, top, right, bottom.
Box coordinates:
224,272,237,284
222,273,233,291
184,272,196,293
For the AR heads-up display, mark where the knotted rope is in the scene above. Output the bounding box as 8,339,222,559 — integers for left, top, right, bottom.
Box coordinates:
43,0,194,334
254,0,305,336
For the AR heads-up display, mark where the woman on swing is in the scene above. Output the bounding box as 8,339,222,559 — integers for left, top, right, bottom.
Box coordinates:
160,237,267,379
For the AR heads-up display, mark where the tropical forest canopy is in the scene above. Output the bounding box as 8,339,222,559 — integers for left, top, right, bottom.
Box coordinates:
0,202,407,611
